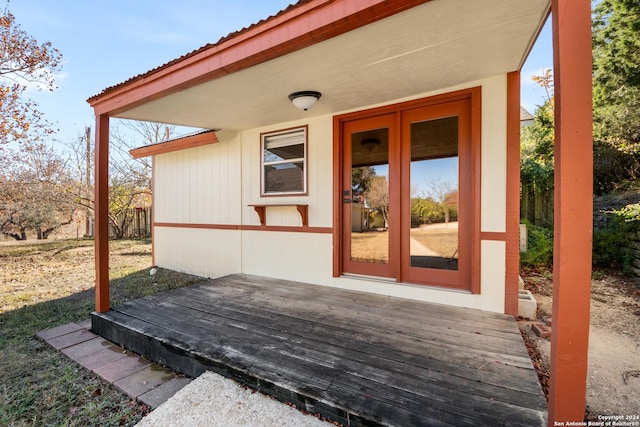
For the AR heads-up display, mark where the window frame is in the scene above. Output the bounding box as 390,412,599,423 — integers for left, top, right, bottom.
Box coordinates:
260,126,309,197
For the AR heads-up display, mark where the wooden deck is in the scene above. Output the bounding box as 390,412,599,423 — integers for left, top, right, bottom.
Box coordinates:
91,274,547,426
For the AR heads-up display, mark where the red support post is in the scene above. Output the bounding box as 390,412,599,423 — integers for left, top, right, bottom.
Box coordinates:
95,115,110,313
505,71,521,316
548,0,593,424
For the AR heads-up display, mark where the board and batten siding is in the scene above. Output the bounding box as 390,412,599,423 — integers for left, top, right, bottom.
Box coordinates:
153,74,510,313
153,138,243,278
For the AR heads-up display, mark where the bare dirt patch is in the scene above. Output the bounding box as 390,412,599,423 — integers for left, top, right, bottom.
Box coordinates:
520,269,640,419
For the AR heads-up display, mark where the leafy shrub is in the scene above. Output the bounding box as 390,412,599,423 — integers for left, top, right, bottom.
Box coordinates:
592,223,628,270
593,205,640,274
520,220,554,268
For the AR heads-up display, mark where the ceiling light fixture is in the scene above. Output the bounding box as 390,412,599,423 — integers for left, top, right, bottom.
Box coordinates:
288,91,322,111
361,138,381,152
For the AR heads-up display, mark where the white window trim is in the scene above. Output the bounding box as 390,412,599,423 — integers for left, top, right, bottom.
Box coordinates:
260,126,308,196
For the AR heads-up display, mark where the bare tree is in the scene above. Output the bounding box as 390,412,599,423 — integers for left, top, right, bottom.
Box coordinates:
365,176,389,228
0,143,75,240
65,120,175,238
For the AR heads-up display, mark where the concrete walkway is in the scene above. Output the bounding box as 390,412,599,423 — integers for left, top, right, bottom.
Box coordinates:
409,236,439,256
36,320,192,408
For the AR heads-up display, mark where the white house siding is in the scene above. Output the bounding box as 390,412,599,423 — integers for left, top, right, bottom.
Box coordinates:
480,74,508,233
154,138,242,225
154,227,242,278
153,138,243,277
241,232,333,284
152,74,511,313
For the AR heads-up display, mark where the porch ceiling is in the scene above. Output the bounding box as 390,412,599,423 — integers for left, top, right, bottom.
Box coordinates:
112,0,550,131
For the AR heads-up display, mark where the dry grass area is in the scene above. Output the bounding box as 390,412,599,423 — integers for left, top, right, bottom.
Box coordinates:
350,227,458,262
350,231,389,263
0,238,202,426
410,228,458,258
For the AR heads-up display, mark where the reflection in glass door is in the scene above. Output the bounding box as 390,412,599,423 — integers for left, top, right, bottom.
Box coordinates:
342,114,396,279
338,94,474,290
351,128,389,264
401,99,471,289
409,117,459,271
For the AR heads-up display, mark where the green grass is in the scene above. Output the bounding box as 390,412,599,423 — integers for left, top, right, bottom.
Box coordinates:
0,238,202,426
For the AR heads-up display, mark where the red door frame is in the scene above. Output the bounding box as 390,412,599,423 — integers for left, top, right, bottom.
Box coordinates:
333,88,481,293
399,99,473,290
341,113,399,278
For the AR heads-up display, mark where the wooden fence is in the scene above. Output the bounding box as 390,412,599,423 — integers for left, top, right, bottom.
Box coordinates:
520,182,554,227
109,207,152,238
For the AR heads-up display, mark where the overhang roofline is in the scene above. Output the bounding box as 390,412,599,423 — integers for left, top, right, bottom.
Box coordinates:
88,0,432,117
129,129,216,159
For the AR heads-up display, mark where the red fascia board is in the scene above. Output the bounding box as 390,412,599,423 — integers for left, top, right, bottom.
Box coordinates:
89,0,431,116
129,131,219,158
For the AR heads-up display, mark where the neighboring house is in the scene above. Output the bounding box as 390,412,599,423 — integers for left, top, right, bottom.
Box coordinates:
351,200,370,232
88,0,592,424
521,106,535,127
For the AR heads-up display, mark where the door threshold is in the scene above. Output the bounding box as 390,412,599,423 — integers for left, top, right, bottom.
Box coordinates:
341,273,397,283
341,273,472,294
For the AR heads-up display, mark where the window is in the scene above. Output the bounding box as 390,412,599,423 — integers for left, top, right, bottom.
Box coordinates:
261,127,307,196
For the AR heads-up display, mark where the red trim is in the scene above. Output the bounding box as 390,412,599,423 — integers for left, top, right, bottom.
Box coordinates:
151,156,155,267
94,115,110,313
470,87,482,295
242,225,332,233
341,113,398,279
505,71,521,316
153,222,332,234
89,0,432,116
130,131,219,159
480,232,507,241
332,115,342,278
548,0,593,424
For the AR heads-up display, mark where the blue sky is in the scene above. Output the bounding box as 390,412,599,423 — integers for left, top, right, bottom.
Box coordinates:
10,1,552,145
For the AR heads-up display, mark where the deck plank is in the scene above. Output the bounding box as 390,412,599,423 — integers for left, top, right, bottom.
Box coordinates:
119,298,543,404
149,293,544,394
92,274,547,426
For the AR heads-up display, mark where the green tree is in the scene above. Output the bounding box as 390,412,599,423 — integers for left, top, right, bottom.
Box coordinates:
592,0,640,194
520,98,554,193
410,197,441,227
351,166,376,196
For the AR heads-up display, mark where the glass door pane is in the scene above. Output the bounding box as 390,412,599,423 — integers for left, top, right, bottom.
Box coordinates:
342,113,397,279
409,116,459,270
350,128,389,264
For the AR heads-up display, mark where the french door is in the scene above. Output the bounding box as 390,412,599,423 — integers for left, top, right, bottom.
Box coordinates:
341,113,398,278
337,92,476,291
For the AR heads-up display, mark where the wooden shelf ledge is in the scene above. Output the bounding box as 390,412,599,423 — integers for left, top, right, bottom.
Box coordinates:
248,204,308,227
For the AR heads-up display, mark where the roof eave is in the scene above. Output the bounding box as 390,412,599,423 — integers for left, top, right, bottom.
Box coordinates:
88,0,433,117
